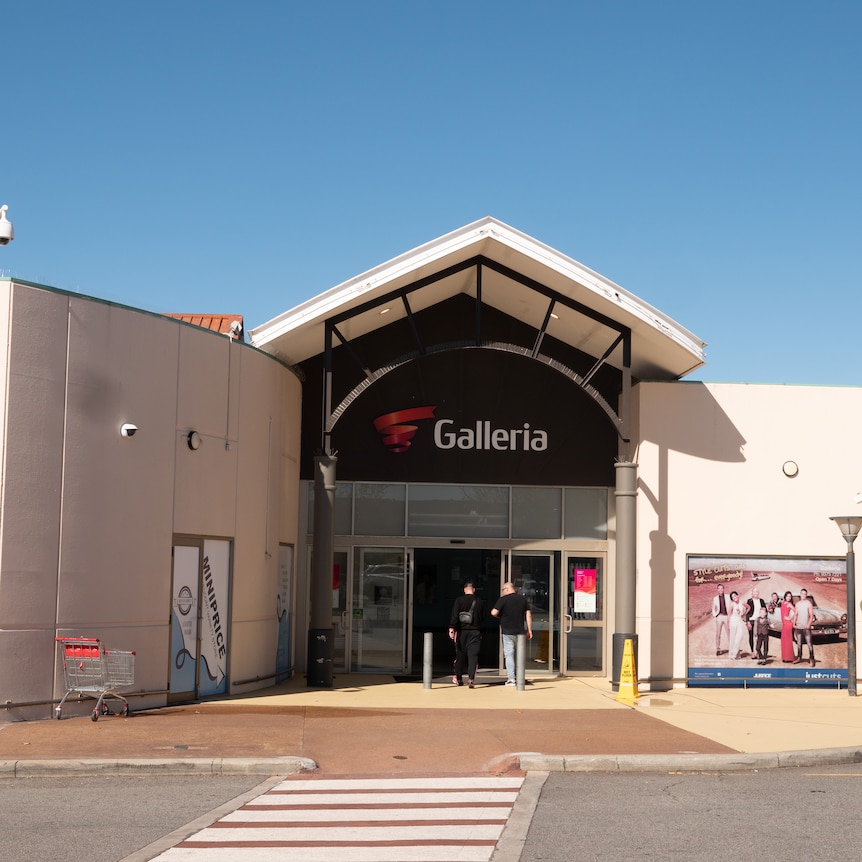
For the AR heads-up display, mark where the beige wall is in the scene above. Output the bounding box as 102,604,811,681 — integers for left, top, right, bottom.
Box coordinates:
0,280,301,719
8,277,862,710
635,380,862,684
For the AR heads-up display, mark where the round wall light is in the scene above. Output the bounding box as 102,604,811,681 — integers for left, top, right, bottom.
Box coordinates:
187,431,202,451
782,460,799,478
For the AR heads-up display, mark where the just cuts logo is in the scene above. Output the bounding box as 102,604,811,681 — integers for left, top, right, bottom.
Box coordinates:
373,407,549,454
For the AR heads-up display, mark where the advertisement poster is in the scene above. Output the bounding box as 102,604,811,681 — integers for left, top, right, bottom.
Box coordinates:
276,545,293,678
573,567,597,614
169,545,200,696
688,555,848,687
199,539,230,696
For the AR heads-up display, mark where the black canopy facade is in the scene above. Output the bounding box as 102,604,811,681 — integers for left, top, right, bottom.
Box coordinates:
251,218,705,475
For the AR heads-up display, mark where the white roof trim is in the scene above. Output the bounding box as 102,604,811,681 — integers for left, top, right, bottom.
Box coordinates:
250,216,706,376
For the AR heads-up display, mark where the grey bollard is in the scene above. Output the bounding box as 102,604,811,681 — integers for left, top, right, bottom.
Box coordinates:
516,633,527,690
423,631,433,689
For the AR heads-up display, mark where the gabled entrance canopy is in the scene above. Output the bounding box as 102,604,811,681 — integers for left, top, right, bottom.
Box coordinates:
250,218,703,687
250,217,706,381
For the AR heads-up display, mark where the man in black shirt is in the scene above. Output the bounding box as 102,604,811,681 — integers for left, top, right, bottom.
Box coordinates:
448,581,484,688
491,582,533,685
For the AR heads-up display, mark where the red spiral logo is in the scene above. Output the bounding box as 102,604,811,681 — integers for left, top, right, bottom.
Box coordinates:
373,406,437,453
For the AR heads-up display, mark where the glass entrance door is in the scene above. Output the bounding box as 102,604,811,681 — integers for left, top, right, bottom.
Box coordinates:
510,552,558,674
563,556,605,674
353,548,408,672
411,548,502,674
329,547,408,673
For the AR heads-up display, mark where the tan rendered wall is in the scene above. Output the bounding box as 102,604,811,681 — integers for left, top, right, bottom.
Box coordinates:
0,281,301,718
634,380,862,684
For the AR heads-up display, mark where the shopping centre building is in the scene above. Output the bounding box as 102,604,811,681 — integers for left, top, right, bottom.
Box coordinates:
2,217,860,720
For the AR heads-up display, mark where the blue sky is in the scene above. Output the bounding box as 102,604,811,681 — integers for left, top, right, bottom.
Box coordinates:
2,2,859,385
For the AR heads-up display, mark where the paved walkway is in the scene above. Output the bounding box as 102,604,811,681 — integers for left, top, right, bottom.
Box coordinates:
2,673,861,776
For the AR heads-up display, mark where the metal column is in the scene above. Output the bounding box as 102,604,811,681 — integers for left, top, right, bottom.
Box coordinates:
612,460,638,689
307,454,337,687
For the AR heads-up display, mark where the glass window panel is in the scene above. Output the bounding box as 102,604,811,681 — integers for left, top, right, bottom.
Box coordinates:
564,488,608,540
354,483,406,536
565,626,604,672
308,482,354,536
512,487,561,539
408,485,509,538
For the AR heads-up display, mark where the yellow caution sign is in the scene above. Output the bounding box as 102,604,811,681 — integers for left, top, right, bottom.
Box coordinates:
616,637,639,704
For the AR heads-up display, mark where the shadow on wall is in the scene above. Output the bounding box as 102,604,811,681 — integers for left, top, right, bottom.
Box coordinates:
638,382,747,684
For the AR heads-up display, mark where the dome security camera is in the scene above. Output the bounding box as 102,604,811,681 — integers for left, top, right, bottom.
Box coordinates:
0,205,13,246
120,423,138,437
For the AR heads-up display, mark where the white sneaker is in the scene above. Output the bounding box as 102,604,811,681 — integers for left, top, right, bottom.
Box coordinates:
505,680,517,686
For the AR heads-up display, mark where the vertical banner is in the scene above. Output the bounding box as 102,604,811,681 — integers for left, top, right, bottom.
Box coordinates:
276,545,293,677
573,567,597,614
687,555,847,686
170,545,200,695
199,539,231,696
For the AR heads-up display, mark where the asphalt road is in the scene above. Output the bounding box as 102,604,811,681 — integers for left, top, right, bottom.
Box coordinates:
521,766,862,860
6,766,862,861
0,774,271,862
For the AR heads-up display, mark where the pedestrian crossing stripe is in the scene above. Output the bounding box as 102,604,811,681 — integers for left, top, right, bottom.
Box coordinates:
153,775,524,861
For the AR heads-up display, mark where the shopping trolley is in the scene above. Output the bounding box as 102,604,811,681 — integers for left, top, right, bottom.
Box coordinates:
55,637,136,722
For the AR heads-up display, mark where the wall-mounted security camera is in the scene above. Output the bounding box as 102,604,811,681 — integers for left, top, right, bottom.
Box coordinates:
120,423,138,437
0,205,13,246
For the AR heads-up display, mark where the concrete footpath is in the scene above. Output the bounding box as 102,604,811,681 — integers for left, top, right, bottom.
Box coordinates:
1,673,861,777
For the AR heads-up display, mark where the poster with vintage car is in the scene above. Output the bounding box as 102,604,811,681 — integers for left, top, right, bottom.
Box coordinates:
687,555,848,687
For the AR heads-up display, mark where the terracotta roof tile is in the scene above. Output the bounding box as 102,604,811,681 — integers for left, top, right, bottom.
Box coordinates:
163,314,244,341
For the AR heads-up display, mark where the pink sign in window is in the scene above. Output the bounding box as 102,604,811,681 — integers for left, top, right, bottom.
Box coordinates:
573,568,597,613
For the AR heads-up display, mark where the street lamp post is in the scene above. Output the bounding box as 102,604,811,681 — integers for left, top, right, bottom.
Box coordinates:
829,516,862,697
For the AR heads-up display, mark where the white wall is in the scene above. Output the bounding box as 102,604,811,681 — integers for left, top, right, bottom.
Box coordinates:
0,281,302,719
635,380,862,683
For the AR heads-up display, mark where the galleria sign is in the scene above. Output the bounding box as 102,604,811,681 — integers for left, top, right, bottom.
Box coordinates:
433,418,548,451
374,406,549,453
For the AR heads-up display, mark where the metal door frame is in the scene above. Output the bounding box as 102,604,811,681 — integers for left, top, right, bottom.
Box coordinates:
506,550,558,675
561,551,608,676
325,545,411,674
